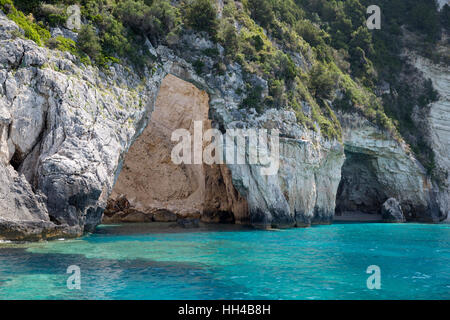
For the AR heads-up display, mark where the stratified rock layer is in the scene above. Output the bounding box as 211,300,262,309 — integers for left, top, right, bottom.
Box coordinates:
411,52,450,221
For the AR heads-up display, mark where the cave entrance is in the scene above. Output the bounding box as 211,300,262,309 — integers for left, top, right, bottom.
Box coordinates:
334,150,386,221
103,74,247,225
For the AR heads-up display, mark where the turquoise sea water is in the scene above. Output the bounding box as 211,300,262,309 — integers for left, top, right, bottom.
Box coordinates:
0,222,449,300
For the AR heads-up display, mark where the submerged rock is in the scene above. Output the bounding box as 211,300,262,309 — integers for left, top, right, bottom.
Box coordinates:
381,198,406,223
153,210,178,222
0,219,79,241
177,218,200,228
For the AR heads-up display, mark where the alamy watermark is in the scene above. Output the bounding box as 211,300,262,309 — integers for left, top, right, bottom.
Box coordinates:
366,5,381,30
66,5,81,30
66,265,81,290
366,265,381,290
171,121,280,176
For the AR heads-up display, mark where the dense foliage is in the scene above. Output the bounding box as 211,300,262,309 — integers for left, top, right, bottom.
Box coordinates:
1,0,447,173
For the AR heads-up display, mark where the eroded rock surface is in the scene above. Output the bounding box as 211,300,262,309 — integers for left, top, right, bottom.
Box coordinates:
105,74,248,224
336,112,444,222
0,11,447,240
224,109,345,228
0,13,162,239
411,52,450,221
381,198,405,223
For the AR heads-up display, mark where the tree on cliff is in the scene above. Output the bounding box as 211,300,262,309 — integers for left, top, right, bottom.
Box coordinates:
76,24,101,61
183,0,218,37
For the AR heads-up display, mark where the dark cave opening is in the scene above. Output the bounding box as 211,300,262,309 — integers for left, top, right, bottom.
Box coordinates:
335,150,388,217
9,150,23,171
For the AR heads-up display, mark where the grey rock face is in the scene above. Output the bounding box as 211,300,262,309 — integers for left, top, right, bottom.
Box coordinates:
0,16,163,239
0,163,49,222
0,15,343,235
410,52,450,221
0,10,19,40
0,161,81,240
381,198,406,223
50,27,78,42
227,137,344,228
0,13,446,240
337,112,445,222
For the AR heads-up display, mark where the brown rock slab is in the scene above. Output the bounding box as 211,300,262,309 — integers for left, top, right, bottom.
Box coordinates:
105,74,248,224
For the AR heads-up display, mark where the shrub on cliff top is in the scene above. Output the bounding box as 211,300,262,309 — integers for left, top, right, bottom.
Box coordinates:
1,0,50,46
37,3,68,27
115,0,181,44
76,24,101,62
184,0,218,37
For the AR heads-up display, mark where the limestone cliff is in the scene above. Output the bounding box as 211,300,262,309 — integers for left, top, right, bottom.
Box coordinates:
225,110,345,228
0,9,448,241
336,112,443,222
0,12,163,239
410,51,450,220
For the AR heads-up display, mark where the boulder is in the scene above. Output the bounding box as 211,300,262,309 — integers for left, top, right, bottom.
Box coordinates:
381,198,406,223
121,209,152,223
153,210,177,222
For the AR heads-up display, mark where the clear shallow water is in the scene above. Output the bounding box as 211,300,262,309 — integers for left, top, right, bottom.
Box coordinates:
0,222,449,300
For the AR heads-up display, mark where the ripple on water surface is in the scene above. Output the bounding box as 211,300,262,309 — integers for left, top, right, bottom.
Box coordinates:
0,222,449,299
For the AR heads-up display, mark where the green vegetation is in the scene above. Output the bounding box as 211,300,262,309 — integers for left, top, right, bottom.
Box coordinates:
46,35,76,54
0,0,445,165
38,3,68,27
0,0,50,46
308,64,338,100
114,0,181,44
183,0,218,37
1,0,182,67
76,24,101,61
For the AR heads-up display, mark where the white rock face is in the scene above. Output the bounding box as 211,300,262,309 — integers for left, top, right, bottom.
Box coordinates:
411,54,450,220
0,13,164,237
223,109,345,227
0,11,446,240
337,112,444,222
228,137,344,227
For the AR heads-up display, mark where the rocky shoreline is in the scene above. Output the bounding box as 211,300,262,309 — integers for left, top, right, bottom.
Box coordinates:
0,12,448,241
